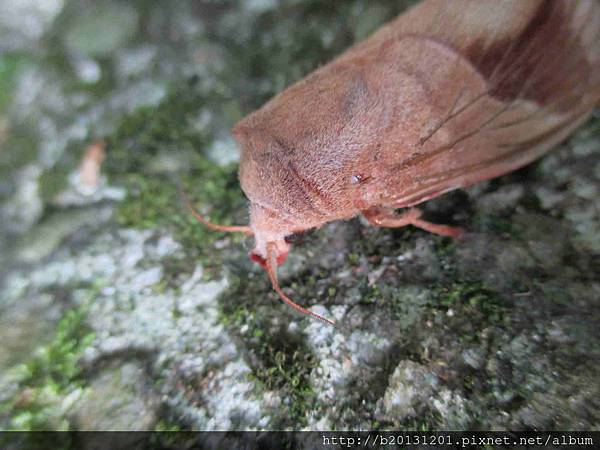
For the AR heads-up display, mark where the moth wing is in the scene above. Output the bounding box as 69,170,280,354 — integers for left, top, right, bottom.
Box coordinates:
364,0,600,208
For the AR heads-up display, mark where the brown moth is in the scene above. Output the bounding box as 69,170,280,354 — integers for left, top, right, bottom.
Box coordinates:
188,0,600,325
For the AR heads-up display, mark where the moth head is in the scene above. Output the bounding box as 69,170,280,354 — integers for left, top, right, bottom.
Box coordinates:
181,191,334,326
245,201,300,267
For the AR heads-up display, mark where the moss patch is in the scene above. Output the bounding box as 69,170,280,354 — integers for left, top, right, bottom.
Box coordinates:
105,84,248,271
473,213,519,237
431,280,509,335
220,273,319,427
1,305,95,431
0,123,39,183
104,85,208,175
37,140,84,204
0,53,27,112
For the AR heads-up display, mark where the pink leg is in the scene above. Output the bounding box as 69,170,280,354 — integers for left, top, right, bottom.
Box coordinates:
362,207,463,239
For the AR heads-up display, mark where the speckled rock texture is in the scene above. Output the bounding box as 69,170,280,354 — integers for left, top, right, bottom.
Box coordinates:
0,0,598,436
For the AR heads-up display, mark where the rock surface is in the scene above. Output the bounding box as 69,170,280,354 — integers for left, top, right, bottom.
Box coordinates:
0,0,599,437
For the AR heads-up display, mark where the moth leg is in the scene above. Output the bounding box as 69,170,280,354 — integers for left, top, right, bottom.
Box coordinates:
362,207,463,239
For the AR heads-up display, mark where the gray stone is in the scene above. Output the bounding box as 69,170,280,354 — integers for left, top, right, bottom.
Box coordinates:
461,348,485,370
378,361,438,422
0,0,63,51
71,362,158,430
64,4,138,57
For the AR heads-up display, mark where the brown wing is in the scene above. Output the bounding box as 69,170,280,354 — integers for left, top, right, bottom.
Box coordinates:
355,0,600,209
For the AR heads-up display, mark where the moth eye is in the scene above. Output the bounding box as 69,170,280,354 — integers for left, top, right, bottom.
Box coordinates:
350,174,362,184
350,174,370,184
284,228,315,244
284,232,302,244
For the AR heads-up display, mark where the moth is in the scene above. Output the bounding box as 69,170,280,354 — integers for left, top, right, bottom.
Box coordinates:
188,0,600,325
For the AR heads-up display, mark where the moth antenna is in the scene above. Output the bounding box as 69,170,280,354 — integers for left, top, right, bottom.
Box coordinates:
180,189,253,236
266,243,335,326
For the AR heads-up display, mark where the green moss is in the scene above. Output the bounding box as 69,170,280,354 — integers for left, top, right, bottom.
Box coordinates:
219,274,319,427
0,124,39,181
0,53,27,112
37,138,89,204
347,252,360,266
147,421,197,450
432,235,458,259
38,170,68,204
250,344,318,422
396,410,442,432
105,84,248,270
473,213,519,237
2,305,95,431
115,168,246,268
153,419,182,432
432,280,507,330
104,85,207,175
